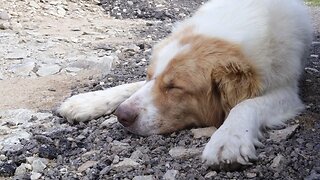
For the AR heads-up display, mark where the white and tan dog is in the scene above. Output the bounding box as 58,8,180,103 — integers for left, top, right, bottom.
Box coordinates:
58,0,312,167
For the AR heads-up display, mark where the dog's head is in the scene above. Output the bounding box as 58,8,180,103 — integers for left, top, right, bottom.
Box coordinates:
115,33,261,135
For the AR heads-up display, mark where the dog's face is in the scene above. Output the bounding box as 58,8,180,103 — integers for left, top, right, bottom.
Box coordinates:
115,34,261,135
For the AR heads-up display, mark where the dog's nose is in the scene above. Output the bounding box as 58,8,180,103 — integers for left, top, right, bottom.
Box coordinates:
114,104,138,127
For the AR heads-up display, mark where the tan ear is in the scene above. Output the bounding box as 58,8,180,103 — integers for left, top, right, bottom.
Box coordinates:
212,57,262,112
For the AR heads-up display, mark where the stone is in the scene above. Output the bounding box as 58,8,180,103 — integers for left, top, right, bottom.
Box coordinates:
163,170,179,180
38,145,59,159
65,67,82,73
0,155,7,161
191,126,216,138
29,1,41,9
269,124,299,142
10,61,36,76
100,116,118,128
112,155,120,164
77,161,98,173
130,150,143,161
169,147,203,159
0,11,10,20
205,171,217,178
30,172,42,180
32,158,48,172
112,158,141,172
270,154,285,170
0,22,10,30
0,163,16,177
133,175,155,180
111,141,130,153
246,172,257,178
36,64,61,76
0,71,4,80
15,163,28,176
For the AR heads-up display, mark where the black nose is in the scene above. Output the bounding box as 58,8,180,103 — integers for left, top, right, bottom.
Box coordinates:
114,104,138,127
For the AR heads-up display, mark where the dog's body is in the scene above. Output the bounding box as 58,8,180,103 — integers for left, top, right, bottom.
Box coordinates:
58,0,312,167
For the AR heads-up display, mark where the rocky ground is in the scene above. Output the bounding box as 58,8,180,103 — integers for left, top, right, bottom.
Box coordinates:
0,0,319,180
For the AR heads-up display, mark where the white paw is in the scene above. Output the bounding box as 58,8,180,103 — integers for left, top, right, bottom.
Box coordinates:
202,128,260,169
57,81,145,123
57,91,119,123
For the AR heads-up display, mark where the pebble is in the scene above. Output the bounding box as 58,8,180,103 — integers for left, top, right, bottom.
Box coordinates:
0,22,10,30
130,149,144,161
77,161,98,173
270,154,285,170
38,144,59,159
36,64,61,76
9,61,36,76
0,11,10,20
111,158,141,172
246,172,257,178
15,163,29,176
100,116,118,128
111,141,130,153
163,170,179,180
269,124,299,142
169,146,203,159
0,163,16,177
32,158,48,172
30,172,42,180
205,171,217,178
191,126,216,138
133,175,155,180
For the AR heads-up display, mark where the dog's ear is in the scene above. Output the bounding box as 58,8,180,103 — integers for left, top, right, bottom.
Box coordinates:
212,56,262,112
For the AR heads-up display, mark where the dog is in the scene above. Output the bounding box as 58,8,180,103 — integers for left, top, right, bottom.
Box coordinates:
58,0,312,167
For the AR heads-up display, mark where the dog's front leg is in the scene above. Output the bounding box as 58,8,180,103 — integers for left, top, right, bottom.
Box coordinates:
57,81,145,123
202,87,304,168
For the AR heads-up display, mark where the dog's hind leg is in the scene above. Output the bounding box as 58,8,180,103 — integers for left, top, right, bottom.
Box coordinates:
57,81,145,123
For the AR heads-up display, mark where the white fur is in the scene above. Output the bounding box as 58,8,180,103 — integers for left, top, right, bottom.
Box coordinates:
58,0,312,167
153,41,191,77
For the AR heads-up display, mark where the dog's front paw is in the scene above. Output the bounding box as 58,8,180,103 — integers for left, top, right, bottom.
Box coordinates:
202,129,259,169
57,91,118,123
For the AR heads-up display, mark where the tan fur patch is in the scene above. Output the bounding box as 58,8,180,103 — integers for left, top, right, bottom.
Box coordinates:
149,34,262,132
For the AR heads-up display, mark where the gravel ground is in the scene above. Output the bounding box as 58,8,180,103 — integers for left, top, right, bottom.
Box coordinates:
0,1,319,180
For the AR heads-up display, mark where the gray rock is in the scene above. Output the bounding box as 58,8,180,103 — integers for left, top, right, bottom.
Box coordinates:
130,149,144,161
269,124,299,142
163,170,179,180
36,64,61,76
246,172,257,179
132,175,155,180
205,171,217,178
111,141,130,153
15,163,31,176
112,155,120,164
111,158,141,172
32,158,48,172
0,155,6,161
0,11,10,20
169,146,203,159
10,61,36,76
65,67,82,73
0,71,4,80
191,126,216,138
77,160,98,173
29,1,40,9
100,116,118,128
0,22,11,30
270,154,285,170
30,172,42,180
